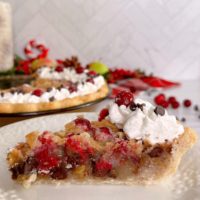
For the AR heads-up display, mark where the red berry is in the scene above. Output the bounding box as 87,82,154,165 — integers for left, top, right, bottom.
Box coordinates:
55,66,64,72
168,96,176,104
34,144,60,171
32,89,43,97
94,160,112,176
154,93,165,105
86,78,94,84
183,99,192,107
98,108,109,121
160,101,169,108
94,127,113,142
68,84,77,93
88,70,97,76
115,91,134,106
74,118,92,131
171,101,180,109
75,66,84,74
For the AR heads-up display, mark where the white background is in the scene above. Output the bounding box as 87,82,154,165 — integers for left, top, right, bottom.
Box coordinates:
2,0,200,80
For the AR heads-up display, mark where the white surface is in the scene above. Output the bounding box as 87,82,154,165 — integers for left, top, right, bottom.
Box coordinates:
1,0,200,79
0,112,199,200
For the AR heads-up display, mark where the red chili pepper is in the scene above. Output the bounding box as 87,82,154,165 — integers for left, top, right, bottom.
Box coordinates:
140,76,180,88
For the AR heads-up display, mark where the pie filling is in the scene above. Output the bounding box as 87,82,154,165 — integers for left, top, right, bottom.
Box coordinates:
7,91,197,187
8,118,172,182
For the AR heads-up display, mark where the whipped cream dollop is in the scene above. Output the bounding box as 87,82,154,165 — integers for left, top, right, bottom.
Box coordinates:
108,99,184,144
37,67,88,82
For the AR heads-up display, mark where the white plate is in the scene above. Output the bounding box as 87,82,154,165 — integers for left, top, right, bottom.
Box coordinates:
0,113,199,200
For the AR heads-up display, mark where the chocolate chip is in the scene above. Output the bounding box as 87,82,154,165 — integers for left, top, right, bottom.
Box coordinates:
10,162,25,180
154,106,165,116
130,102,137,111
194,105,199,111
24,157,38,174
57,84,64,91
129,102,145,112
16,89,25,94
49,96,55,102
148,146,163,157
50,163,68,180
46,87,52,92
181,117,186,122
0,92,4,97
10,89,16,94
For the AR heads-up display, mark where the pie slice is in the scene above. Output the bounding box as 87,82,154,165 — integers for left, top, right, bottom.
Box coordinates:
0,58,108,113
7,91,197,188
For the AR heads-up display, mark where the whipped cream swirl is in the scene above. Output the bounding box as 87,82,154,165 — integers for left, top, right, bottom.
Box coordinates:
37,67,88,82
108,99,184,144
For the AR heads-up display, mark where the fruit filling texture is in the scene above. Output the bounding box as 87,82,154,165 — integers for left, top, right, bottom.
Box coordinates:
8,117,173,182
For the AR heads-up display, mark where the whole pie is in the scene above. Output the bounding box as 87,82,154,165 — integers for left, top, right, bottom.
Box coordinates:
7,91,197,188
0,59,108,113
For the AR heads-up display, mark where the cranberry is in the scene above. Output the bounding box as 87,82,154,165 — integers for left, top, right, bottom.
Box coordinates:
68,84,77,93
94,127,113,142
171,101,180,109
74,118,92,131
65,137,94,163
32,89,43,97
94,160,112,177
98,108,109,121
34,145,60,171
148,146,163,157
88,70,97,77
154,93,165,105
55,65,64,72
86,78,94,84
115,91,134,106
168,96,176,104
183,99,192,107
75,66,84,74
160,101,169,108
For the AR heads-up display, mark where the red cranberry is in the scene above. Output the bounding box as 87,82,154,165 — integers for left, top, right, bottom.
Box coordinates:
34,145,60,171
98,108,109,121
160,101,169,108
32,89,43,97
74,118,92,131
86,78,94,84
68,85,77,93
94,160,112,177
183,99,192,107
171,101,180,109
94,127,113,142
115,91,134,106
88,70,97,76
55,66,64,72
168,96,176,104
75,66,84,74
154,93,165,105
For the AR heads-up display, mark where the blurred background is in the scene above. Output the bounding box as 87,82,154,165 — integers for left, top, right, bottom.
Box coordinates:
1,0,200,80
